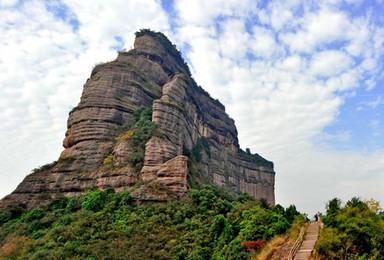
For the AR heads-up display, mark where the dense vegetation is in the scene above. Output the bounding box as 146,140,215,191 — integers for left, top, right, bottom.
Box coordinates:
0,186,301,259
316,197,384,259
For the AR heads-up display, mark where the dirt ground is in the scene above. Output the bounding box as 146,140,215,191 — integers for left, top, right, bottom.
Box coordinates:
267,237,295,260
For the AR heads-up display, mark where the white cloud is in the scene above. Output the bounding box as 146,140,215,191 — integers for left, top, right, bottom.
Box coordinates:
345,19,370,57
365,96,384,109
64,0,170,49
372,27,384,57
249,26,280,58
280,8,349,53
322,130,352,143
0,0,17,7
278,55,307,72
267,0,302,31
218,19,250,61
310,50,354,77
174,0,256,26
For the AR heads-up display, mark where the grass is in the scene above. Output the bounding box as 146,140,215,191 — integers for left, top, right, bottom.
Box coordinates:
252,235,286,260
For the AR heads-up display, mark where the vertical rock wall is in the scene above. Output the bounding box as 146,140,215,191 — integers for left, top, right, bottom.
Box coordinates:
141,73,275,205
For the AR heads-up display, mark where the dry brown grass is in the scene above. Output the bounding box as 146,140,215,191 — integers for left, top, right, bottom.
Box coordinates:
0,236,28,258
252,235,287,260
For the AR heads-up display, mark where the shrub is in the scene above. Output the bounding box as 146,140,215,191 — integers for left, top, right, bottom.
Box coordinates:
0,204,25,224
284,204,300,223
242,240,266,251
225,237,249,260
21,208,44,222
316,227,344,259
191,137,211,162
238,149,273,167
129,153,143,170
115,130,134,141
31,161,58,174
115,106,157,171
103,154,114,165
82,190,108,212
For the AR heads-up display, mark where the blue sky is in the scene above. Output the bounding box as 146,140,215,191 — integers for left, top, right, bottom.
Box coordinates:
0,0,383,214
324,90,384,151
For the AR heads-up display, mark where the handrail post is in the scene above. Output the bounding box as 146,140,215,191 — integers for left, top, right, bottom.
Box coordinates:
288,226,305,260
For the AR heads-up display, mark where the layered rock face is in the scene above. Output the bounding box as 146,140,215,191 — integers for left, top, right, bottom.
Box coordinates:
0,30,275,210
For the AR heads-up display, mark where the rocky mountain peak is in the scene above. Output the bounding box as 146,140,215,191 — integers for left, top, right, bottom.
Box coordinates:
0,29,275,210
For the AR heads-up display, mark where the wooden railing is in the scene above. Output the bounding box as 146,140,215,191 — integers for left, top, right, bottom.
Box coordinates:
288,227,305,260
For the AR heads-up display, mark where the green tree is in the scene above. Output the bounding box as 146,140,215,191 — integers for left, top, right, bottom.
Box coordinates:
316,197,384,259
324,197,342,227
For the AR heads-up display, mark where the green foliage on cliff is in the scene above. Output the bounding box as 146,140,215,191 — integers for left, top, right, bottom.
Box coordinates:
115,106,156,145
0,186,301,259
109,106,157,170
238,148,274,168
183,137,213,188
131,106,157,144
315,197,384,259
128,106,157,170
31,156,75,175
192,137,211,162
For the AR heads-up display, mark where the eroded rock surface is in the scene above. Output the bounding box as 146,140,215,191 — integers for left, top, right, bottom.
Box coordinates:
0,30,275,210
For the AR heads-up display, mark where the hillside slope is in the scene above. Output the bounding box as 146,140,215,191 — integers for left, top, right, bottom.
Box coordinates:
0,186,298,260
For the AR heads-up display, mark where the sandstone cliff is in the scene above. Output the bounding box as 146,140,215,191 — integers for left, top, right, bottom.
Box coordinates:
0,29,275,210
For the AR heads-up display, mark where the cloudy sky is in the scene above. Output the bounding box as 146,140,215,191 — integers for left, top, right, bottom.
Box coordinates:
1,0,383,214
